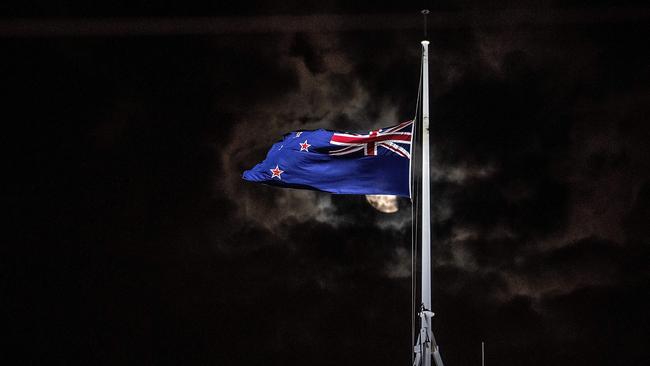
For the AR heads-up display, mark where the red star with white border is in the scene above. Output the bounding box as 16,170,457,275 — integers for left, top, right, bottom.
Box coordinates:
299,140,311,152
270,164,284,179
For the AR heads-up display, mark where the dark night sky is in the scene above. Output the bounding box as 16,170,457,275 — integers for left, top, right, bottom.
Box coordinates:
3,1,650,365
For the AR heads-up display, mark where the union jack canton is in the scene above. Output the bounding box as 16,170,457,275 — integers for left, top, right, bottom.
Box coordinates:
329,120,412,158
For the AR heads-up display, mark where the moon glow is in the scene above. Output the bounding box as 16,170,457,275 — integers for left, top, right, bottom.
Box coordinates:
365,195,399,213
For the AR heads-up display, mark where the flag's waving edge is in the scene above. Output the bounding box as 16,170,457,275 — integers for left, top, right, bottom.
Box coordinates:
242,121,413,197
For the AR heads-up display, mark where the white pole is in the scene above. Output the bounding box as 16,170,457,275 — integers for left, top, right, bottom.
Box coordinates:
421,39,431,317
421,39,432,366
482,341,485,366
414,32,443,366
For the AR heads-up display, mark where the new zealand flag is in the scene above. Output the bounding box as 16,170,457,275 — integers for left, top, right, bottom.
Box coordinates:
242,120,412,197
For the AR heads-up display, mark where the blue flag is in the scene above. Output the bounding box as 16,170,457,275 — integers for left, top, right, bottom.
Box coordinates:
242,120,413,197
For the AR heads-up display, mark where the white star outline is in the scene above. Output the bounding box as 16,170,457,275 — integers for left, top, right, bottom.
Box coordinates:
269,164,284,179
299,140,311,152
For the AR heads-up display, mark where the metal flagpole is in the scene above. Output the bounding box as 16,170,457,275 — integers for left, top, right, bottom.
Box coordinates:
482,341,485,366
414,10,444,366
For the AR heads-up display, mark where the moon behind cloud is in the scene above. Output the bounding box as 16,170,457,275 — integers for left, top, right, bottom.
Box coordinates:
365,195,399,213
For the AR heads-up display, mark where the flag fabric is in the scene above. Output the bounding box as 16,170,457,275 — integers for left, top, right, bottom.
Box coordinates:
242,120,413,197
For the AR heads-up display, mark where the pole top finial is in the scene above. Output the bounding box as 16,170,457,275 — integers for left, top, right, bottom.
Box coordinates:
421,9,430,39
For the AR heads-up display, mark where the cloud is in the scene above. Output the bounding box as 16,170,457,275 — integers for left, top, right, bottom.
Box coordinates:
219,32,408,233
